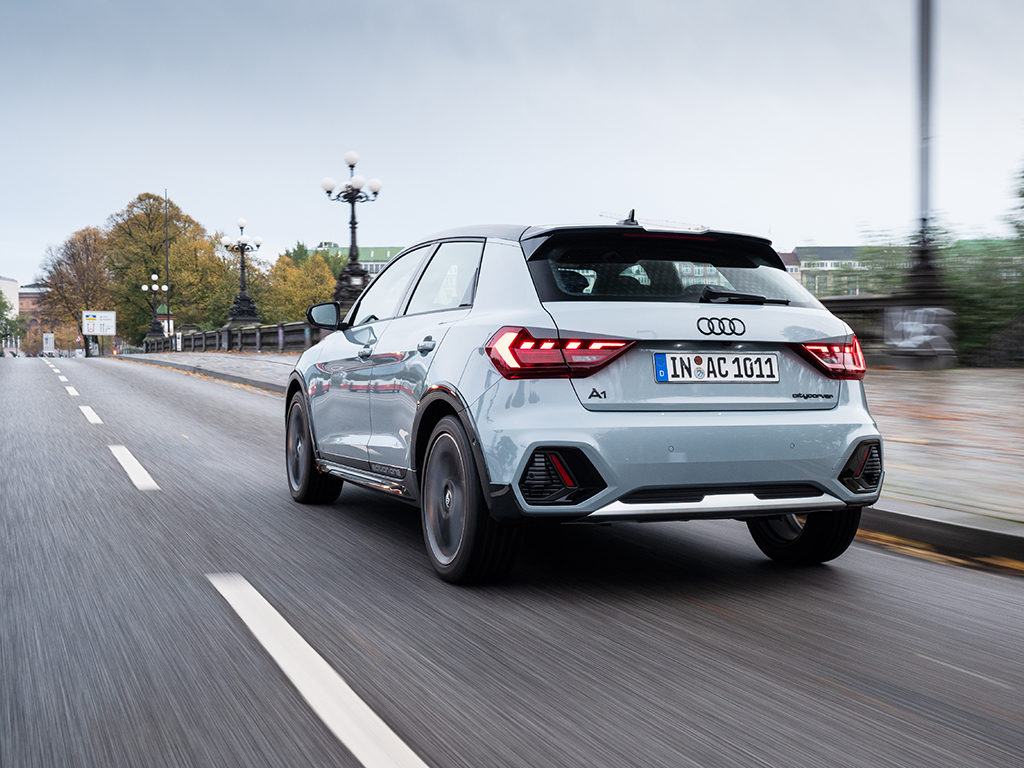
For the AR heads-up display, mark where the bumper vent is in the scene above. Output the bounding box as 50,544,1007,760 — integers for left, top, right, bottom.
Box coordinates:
521,452,566,503
840,441,883,493
518,448,605,506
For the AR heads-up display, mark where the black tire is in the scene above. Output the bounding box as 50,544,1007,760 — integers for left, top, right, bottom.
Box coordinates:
747,507,862,565
421,415,518,583
286,395,343,504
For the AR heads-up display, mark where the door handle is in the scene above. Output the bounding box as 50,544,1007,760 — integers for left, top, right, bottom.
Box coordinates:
417,337,436,353
358,346,373,359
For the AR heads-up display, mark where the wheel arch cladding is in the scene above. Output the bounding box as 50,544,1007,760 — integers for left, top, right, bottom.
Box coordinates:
413,389,495,506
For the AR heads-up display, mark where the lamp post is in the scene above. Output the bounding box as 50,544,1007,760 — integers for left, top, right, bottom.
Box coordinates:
141,273,168,339
321,151,383,305
221,218,263,327
905,0,946,304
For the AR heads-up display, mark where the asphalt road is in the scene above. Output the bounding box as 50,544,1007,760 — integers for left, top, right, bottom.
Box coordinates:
2,356,1022,768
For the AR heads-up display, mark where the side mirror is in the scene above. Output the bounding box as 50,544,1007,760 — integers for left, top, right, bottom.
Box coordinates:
306,301,344,330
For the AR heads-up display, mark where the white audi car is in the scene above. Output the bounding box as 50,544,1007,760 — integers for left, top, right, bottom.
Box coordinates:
286,220,883,582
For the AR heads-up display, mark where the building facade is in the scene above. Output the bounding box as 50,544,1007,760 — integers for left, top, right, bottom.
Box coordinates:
314,242,403,276
794,246,865,297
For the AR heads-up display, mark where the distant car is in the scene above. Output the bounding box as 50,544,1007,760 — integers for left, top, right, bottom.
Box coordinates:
286,221,883,582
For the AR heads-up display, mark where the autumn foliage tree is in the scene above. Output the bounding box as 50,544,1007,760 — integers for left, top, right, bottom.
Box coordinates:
258,254,335,323
105,193,230,339
39,227,112,356
27,192,349,345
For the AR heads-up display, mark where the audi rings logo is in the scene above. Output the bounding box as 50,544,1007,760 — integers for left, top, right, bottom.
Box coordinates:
696,317,746,336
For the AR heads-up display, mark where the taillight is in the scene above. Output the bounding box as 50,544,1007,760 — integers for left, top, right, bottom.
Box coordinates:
794,336,866,380
486,327,634,379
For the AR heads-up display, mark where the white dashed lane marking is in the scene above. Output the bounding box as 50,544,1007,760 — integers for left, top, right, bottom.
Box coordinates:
58,375,68,382
65,386,79,396
79,406,103,424
915,653,1013,690
108,445,159,491
207,573,429,768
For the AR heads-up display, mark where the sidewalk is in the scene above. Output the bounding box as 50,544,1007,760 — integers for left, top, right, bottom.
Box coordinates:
118,352,1024,565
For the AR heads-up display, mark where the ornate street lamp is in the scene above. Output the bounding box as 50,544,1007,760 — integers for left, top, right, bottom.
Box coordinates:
140,273,167,339
321,151,383,305
221,218,263,327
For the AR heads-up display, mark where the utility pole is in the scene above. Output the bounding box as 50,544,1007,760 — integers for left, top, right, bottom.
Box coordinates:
904,0,945,303
165,190,171,348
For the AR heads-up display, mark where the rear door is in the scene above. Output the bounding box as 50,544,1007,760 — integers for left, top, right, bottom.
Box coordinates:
368,240,483,470
525,229,847,412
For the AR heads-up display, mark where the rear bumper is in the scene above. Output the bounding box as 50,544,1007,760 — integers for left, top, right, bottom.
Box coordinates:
468,377,882,520
586,490,850,521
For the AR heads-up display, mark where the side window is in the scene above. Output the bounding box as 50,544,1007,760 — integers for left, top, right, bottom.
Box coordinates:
405,241,483,315
351,246,430,326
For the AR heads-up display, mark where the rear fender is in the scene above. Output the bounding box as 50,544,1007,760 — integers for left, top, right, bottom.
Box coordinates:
412,385,519,517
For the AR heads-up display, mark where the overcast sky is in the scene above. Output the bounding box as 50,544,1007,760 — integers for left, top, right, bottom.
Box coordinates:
1,0,1022,285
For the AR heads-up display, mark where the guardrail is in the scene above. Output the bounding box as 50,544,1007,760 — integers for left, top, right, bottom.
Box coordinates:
143,321,317,353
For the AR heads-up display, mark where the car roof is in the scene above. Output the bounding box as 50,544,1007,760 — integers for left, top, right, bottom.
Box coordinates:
417,223,773,244
411,223,782,269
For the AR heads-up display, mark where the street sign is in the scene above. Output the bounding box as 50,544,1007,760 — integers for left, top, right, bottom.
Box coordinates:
43,333,55,353
82,310,116,336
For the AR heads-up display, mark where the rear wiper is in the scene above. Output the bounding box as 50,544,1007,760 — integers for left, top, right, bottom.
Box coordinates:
696,286,790,305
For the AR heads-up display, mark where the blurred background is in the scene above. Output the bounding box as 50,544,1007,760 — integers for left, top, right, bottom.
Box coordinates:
1,0,1023,349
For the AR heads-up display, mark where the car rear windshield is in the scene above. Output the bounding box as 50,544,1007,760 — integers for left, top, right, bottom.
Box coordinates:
525,231,822,309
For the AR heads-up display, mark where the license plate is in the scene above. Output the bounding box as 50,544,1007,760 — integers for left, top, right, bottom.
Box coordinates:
654,352,779,383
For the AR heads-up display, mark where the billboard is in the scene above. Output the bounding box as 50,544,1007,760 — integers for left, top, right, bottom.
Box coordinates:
82,310,116,336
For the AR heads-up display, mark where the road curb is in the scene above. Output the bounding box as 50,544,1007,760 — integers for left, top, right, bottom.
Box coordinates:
117,355,287,394
861,506,1023,563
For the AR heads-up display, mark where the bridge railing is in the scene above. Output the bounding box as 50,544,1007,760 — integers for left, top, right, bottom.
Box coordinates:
143,321,318,354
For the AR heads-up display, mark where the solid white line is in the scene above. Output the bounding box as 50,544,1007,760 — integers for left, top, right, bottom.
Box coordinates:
108,445,160,491
79,405,103,424
65,386,79,396
58,375,68,382
207,573,429,768
915,653,1013,690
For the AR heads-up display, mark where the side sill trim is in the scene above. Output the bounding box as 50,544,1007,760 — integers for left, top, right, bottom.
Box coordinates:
317,459,415,500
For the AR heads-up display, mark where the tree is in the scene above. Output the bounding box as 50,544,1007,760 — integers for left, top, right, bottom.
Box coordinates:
1010,166,1024,239
939,238,1024,361
855,242,912,295
259,254,336,323
106,193,227,341
281,240,346,279
39,227,111,356
313,247,346,277
166,234,238,330
0,291,20,346
281,241,311,266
